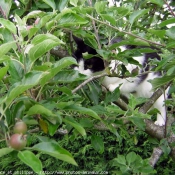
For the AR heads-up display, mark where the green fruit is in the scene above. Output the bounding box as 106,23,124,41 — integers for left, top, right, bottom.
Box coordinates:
14,121,27,134
9,134,27,150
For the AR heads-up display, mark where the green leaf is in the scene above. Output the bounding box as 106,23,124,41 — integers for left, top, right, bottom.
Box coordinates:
54,70,80,83
8,59,24,83
0,0,12,17
104,86,120,104
28,34,63,63
129,9,149,25
13,101,25,119
31,33,62,45
58,13,89,26
63,117,86,137
128,117,145,130
0,18,16,34
35,14,53,29
115,7,130,17
42,0,55,10
106,105,125,115
25,10,45,19
149,0,164,7
0,148,13,158
79,118,93,128
63,104,101,120
27,104,54,116
160,139,171,156
56,0,68,11
148,29,166,39
0,66,8,81
166,41,175,49
128,95,146,109
159,18,175,28
70,0,78,6
166,27,175,40
40,57,77,85
0,55,10,63
0,41,16,57
18,151,43,174
115,155,126,165
27,104,59,124
100,14,116,25
91,135,104,154
32,142,78,166
86,83,101,105
5,71,47,106
150,73,175,89
126,152,137,165
94,1,107,14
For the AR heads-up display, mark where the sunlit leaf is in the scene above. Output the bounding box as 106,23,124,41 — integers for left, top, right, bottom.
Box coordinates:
28,34,64,63
42,0,55,10
0,18,16,34
129,9,149,25
58,13,89,26
94,1,107,14
27,104,59,124
32,142,78,166
149,0,164,7
0,148,13,158
5,71,47,106
0,66,8,81
0,0,12,17
56,0,68,11
70,0,78,6
159,18,175,28
150,74,175,89
0,41,16,57
40,57,77,85
63,104,101,120
18,151,43,174
63,117,86,137
166,27,175,40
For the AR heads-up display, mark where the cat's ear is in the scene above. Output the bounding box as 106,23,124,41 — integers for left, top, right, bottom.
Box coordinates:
73,35,85,47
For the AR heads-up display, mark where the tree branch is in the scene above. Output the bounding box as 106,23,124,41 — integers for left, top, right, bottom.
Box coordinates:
149,147,163,167
87,0,101,49
50,47,69,58
163,0,175,17
72,72,108,94
86,14,165,47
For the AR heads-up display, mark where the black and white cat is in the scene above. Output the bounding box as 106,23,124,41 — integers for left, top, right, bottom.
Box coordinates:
73,36,168,126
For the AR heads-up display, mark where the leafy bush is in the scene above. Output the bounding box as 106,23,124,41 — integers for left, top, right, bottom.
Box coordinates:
0,0,175,174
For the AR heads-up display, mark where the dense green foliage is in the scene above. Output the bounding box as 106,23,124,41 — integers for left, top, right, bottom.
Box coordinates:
0,0,175,174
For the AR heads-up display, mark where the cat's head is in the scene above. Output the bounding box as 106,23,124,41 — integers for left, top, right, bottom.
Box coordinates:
73,36,105,76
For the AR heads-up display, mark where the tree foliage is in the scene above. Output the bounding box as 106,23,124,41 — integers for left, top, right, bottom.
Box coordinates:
0,0,175,174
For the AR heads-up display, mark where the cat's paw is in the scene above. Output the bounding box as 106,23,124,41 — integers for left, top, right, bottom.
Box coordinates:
108,84,116,92
154,120,165,126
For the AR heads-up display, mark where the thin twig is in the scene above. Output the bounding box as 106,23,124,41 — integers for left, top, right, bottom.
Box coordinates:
72,72,108,94
163,0,175,17
87,0,101,49
86,14,165,47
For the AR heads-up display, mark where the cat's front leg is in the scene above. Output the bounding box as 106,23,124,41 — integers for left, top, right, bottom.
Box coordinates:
153,95,167,126
108,83,119,92
154,117,165,126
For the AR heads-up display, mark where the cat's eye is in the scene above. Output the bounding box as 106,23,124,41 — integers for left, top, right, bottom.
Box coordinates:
87,65,93,69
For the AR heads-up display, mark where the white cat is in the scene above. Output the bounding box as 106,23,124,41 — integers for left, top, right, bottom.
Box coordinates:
73,36,168,126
